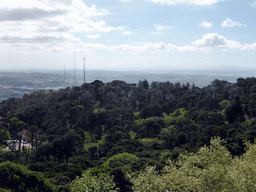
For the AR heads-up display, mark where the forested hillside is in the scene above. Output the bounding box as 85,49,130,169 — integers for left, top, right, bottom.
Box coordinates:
1,77,256,191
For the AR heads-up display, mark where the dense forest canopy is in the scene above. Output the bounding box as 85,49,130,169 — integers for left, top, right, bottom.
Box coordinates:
1,77,256,191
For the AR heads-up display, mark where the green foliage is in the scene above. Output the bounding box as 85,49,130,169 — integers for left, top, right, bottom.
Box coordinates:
93,108,105,114
219,100,231,108
0,129,10,144
165,108,188,126
128,131,136,140
3,77,256,191
134,118,146,127
139,138,163,147
170,108,187,117
36,132,78,163
84,142,98,152
127,166,167,192
138,79,149,90
0,161,55,192
71,170,117,192
134,117,164,138
243,119,252,127
50,173,71,185
175,132,188,145
0,151,16,163
129,137,256,191
133,112,139,117
9,117,20,124
84,131,92,143
225,96,245,123
102,153,139,168
44,91,56,98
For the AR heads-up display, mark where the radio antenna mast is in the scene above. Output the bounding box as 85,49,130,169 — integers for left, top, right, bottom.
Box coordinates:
57,72,58,90
64,63,66,87
74,51,76,86
83,57,85,84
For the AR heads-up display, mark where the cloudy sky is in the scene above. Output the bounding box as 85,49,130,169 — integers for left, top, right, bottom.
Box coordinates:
1,0,256,71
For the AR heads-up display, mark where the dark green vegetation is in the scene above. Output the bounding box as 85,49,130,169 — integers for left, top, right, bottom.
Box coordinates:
0,161,55,192
0,77,256,191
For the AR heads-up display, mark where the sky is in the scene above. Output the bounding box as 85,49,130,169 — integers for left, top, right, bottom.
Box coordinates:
0,0,256,71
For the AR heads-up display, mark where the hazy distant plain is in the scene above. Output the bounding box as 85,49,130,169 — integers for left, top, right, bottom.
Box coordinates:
0,69,255,102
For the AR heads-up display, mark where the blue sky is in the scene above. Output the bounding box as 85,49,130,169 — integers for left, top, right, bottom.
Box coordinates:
0,0,256,71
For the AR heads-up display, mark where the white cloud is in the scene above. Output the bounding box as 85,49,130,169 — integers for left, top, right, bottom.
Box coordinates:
86,34,100,39
251,1,256,7
150,32,164,35
79,20,124,33
82,42,204,52
123,31,131,35
83,42,167,52
1,1,255,58
0,8,67,22
198,22,212,28
0,0,123,52
146,0,225,6
82,33,256,53
150,24,173,35
154,24,173,31
221,18,245,28
192,33,242,49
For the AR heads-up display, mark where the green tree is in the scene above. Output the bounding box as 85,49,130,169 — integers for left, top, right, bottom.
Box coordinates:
138,79,149,90
129,137,256,191
102,152,139,168
0,126,10,145
9,117,26,153
28,125,38,149
225,96,245,123
0,161,55,192
71,171,117,192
